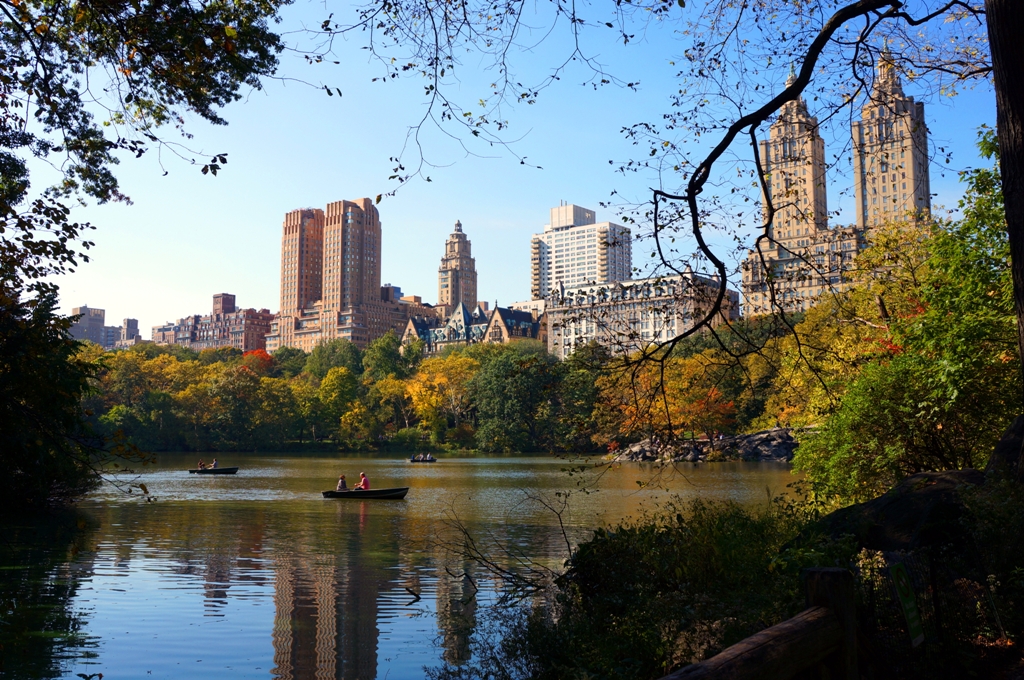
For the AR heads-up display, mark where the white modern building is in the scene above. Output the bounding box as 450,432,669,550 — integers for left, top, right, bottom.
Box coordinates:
529,203,632,299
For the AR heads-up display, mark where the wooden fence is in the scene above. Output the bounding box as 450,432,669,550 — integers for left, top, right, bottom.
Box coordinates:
658,568,857,680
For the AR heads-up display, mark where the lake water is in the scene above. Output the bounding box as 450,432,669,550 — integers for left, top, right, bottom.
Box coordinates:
1,453,795,679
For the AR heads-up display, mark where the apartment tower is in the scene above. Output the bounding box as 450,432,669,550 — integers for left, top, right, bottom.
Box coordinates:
437,220,477,317
742,67,871,316
530,203,631,299
322,198,381,311
267,198,435,351
852,51,931,228
279,209,324,314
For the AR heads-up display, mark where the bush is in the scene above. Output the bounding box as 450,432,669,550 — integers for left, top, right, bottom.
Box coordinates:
430,496,856,680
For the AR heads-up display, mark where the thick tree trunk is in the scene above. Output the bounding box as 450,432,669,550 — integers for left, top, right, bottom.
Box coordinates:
986,0,1024,395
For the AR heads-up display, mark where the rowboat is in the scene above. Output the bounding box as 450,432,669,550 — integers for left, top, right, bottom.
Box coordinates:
188,467,239,475
408,458,437,463
322,487,409,500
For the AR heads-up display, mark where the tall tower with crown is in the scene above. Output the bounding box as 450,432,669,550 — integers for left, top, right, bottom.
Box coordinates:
437,220,478,317
851,49,931,228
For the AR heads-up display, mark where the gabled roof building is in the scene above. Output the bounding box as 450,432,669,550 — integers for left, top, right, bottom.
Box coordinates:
402,302,545,356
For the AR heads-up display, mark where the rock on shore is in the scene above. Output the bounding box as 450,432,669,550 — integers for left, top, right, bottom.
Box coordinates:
610,428,798,463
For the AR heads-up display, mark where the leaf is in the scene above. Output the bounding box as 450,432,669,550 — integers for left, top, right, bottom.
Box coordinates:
375,194,382,204
224,25,237,38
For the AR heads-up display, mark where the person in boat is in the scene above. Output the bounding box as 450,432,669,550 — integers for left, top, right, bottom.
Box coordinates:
197,458,207,470
336,474,348,491
211,458,219,469
425,454,435,462
354,472,370,490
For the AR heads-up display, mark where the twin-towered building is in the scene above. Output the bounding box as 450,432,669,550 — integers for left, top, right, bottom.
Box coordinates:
742,56,931,316
265,198,434,352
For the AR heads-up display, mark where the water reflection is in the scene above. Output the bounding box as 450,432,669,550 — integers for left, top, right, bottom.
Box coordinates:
0,512,98,678
0,455,795,679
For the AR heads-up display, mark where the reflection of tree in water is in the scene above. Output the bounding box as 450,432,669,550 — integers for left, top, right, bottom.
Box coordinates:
436,566,479,664
0,512,97,678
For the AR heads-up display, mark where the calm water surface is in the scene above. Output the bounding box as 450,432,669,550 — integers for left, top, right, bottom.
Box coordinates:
1,454,794,679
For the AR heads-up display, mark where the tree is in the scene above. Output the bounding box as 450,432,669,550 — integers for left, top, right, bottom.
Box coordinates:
471,344,561,452
272,346,308,379
0,275,104,509
407,354,480,433
305,339,363,380
363,331,412,383
796,146,1020,498
318,366,358,439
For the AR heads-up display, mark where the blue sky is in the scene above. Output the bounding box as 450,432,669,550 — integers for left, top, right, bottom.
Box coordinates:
53,0,996,334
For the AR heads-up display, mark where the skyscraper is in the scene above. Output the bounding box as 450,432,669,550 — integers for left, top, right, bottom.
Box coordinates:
266,198,435,352
529,203,631,299
852,51,931,228
437,220,477,317
322,198,381,311
279,208,324,314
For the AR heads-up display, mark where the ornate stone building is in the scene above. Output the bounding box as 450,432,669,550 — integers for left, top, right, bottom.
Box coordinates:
546,271,738,360
741,57,928,317
852,51,931,228
436,220,477,318
402,302,544,356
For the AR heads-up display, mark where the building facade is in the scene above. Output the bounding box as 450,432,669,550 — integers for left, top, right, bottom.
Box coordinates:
436,220,478,318
267,199,436,352
741,57,928,317
852,51,931,228
279,208,324,313
70,305,139,349
530,203,632,299
69,305,110,345
402,302,544,356
151,293,274,352
546,272,739,360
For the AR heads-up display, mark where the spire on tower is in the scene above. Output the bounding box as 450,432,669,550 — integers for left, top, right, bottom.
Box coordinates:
454,220,462,233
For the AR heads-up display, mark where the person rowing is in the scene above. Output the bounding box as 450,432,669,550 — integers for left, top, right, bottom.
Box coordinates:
353,472,370,490
336,474,348,492
197,458,207,470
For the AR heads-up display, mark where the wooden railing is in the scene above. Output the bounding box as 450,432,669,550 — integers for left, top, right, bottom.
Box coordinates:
659,568,857,680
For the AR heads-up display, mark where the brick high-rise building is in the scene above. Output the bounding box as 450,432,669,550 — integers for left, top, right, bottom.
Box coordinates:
151,294,273,352
436,220,477,317
266,199,435,352
280,209,324,314
852,50,931,228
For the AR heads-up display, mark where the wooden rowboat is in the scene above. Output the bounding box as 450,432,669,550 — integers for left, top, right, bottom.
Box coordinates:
408,458,437,463
188,467,239,475
322,487,409,500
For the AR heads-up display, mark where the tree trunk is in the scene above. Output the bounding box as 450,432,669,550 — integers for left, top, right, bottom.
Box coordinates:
986,0,1024,473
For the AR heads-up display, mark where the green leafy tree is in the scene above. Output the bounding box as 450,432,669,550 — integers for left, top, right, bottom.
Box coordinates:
0,277,103,509
471,342,561,452
362,331,411,383
796,141,1020,500
318,366,358,440
272,346,308,379
305,339,364,380
556,342,609,451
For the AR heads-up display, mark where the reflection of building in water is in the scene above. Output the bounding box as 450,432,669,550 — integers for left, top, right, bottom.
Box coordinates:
271,554,384,680
435,566,479,664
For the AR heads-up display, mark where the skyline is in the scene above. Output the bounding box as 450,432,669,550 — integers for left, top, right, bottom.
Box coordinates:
48,0,998,335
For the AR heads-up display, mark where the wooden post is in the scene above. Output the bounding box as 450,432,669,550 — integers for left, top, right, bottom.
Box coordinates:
803,568,857,680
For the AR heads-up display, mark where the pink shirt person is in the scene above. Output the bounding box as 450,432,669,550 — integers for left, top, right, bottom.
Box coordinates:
355,472,370,490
